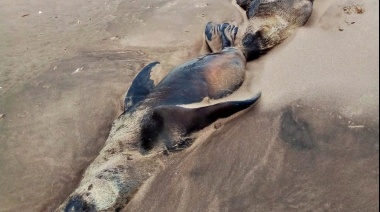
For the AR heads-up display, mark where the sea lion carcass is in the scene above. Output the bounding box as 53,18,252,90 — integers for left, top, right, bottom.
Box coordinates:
57,0,313,211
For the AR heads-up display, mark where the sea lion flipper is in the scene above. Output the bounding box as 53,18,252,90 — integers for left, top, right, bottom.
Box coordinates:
187,92,261,131
220,23,238,48
125,62,159,111
205,22,223,53
152,92,261,151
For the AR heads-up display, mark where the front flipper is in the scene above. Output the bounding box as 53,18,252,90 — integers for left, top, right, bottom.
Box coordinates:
124,62,159,111
152,93,261,151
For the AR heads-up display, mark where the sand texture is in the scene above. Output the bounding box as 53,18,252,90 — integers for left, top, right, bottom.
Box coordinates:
0,0,378,211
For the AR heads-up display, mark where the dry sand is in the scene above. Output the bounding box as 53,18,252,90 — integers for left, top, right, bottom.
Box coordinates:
0,0,378,211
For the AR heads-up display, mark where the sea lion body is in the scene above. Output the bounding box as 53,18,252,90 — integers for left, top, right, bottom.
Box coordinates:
146,48,246,105
58,0,314,211
116,47,249,152
58,47,257,212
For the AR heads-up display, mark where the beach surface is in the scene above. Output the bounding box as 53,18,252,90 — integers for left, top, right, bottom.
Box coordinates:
0,0,378,211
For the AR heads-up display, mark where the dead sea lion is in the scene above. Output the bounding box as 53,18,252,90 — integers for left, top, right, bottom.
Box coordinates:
57,0,313,211
58,24,260,212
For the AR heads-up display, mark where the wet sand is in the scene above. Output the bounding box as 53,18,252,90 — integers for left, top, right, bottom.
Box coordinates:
0,0,378,211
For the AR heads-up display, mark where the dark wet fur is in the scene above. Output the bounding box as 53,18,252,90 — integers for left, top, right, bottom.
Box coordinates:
241,31,269,61
64,196,96,212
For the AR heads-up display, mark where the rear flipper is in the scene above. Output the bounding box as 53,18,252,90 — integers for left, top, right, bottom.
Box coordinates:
144,93,261,151
221,23,238,49
205,22,223,53
124,62,159,111
205,22,238,52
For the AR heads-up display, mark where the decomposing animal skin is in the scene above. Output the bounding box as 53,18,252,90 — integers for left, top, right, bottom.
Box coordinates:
57,0,313,211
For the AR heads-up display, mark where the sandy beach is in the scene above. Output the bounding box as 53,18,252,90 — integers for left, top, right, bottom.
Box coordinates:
0,0,378,211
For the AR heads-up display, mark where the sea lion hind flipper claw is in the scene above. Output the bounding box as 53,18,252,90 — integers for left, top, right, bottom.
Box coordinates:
124,62,159,111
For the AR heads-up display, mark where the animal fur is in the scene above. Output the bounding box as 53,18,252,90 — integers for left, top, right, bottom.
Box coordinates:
57,0,313,211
